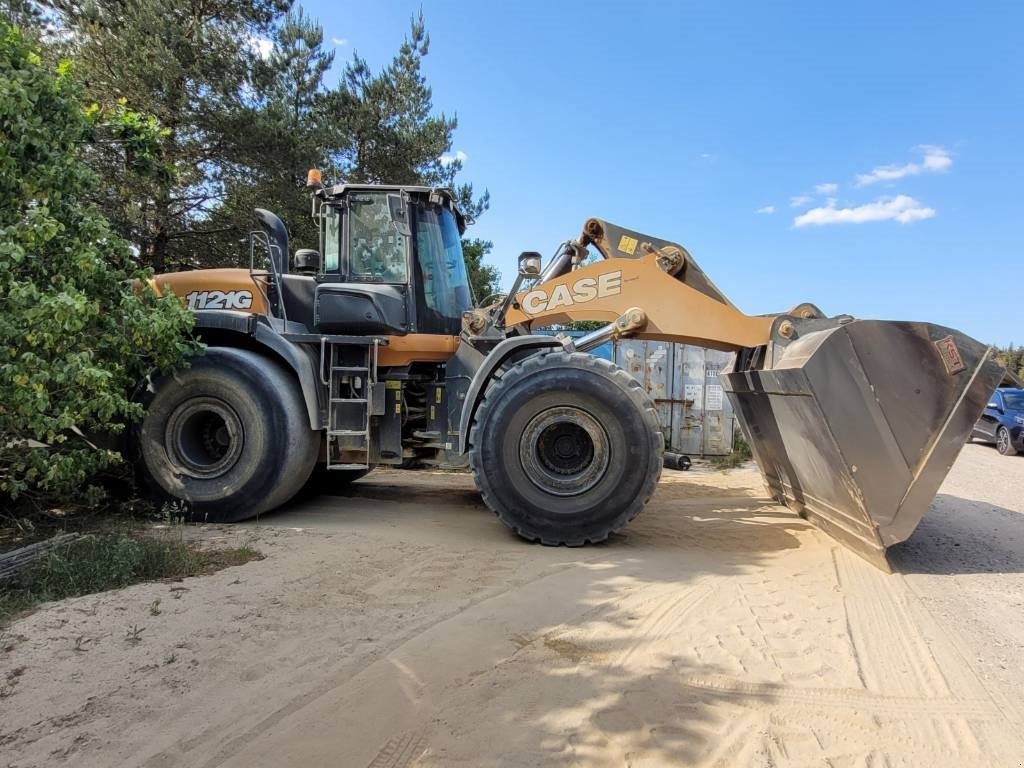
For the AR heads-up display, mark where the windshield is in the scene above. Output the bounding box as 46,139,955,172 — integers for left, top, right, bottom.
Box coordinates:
413,203,473,330
1002,391,1024,410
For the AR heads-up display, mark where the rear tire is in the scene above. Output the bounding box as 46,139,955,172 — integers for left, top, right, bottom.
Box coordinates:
137,347,320,522
469,351,663,545
996,426,1019,456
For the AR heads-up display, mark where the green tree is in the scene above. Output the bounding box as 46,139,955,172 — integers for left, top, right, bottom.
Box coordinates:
36,0,290,271
208,7,338,261
327,12,494,296
216,10,494,275
22,5,499,283
1008,345,1024,379
462,238,501,304
0,22,196,506
329,13,485,208
0,1,42,29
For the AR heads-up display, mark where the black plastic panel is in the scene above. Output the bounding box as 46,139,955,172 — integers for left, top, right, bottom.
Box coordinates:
314,283,409,335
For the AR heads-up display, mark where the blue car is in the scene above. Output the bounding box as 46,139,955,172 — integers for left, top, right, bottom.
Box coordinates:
971,387,1024,456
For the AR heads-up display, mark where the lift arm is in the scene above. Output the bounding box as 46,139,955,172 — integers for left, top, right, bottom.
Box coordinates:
502,218,778,352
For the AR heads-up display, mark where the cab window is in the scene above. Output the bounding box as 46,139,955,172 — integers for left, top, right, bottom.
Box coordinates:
348,193,408,283
322,207,341,272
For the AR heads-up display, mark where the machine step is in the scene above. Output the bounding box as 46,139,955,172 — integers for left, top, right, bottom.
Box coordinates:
325,338,379,473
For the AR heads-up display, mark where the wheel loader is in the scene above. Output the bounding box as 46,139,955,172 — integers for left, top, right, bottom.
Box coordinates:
139,179,1004,571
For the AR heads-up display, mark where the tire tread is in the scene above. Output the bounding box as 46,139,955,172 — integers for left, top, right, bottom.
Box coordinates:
468,351,663,545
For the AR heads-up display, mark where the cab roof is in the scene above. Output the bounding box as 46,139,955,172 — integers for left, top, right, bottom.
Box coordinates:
319,183,466,232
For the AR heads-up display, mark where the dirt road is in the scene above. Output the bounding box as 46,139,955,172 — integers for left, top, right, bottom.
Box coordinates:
2,444,1023,767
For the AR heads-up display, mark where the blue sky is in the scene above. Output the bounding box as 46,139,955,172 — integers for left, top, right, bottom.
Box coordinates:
301,1,1022,345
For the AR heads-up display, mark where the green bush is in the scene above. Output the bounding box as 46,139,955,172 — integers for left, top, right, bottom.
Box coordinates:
0,22,196,507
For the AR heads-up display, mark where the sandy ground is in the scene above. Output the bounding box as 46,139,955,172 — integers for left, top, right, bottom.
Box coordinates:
2,443,1023,767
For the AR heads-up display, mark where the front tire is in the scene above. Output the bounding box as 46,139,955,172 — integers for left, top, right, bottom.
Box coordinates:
469,351,663,545
996,426,1019,456
137,347,320,522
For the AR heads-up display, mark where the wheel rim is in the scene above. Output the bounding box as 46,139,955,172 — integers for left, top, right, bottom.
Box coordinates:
998,428,1009,453
519,406,610,497
165,397,244,479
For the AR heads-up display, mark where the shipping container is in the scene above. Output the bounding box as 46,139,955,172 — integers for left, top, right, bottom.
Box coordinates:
534,331,735,455
613,340,735,456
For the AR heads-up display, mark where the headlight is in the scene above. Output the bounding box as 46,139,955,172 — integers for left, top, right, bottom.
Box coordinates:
1015,415,1024,426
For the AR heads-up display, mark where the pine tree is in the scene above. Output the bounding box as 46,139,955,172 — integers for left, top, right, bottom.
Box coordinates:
35,0,290,271
216,10,491,266
328,12,489,219
462,239,501,303
19,5,495,280
209,7,337,262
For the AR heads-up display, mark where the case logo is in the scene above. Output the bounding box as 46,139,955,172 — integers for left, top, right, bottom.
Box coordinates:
184,290,253,310
520,271,622,315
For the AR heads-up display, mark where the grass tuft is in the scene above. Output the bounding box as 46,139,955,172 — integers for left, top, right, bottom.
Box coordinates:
0,532,261,626
711,431,753,470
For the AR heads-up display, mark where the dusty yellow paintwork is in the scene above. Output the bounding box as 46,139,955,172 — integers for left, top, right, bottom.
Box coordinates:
149,268,271,314
506,253,774,352
152,246,775,362
150,268,462,366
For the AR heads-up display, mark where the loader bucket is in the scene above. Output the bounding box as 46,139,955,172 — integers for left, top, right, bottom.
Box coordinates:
721,319,1003,571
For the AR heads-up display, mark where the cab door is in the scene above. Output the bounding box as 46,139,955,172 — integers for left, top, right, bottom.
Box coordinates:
315,192,411,335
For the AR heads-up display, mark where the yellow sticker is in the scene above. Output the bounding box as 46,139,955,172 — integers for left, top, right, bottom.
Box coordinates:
617,235,638,255
429,405,435,420
434,387,443,404
395,402,401,414
385,380,402,390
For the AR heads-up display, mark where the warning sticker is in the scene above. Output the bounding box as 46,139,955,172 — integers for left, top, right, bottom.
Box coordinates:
617,235,638,255
684,383,703,405
706,384,724,411
935,335,966,374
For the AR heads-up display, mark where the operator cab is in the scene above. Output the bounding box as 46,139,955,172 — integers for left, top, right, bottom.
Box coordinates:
254,185,474,337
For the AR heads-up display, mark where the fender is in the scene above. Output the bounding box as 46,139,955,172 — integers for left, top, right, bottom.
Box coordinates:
192,310,325,430
453,335,569,455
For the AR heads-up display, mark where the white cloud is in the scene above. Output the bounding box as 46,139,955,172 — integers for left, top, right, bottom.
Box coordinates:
793,195,936,227
248,35,274,59
756,205,776,214
815,182,838,195
331,36,348,46
439,150,468,167
790,195,812,208
855,145,953,187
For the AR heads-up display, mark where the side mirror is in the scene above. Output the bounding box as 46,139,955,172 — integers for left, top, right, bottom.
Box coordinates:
387,194,412,237
518,251,542,278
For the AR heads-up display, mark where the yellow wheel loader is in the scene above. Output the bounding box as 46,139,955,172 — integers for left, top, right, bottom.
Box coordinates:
140,182,1003,570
